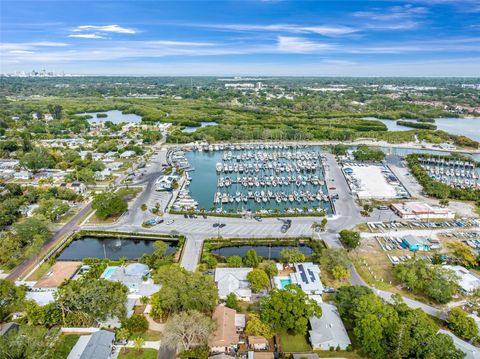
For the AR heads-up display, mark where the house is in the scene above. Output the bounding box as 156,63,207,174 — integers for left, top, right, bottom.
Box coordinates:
444,265,480,293
209,354,234,359
120,150,136,158
214,268,253,301
402,235,431,251
94,169,112,181
247,352,274,359
101,263,160,297
106,162,123,171
155,175,180,191
391,202,454,219
67,330,115,359
235,313,246,331
61,182,87,194
291,262,324,295
248,336,269,350
292,355,319,359
209,306,240,353
13,170,32,180
309,303,351,350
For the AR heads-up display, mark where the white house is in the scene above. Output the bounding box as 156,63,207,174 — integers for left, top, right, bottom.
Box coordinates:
155,175,180,191
13,170,32,180
214,268,253,301
291,262,324,295
309,303,351,350
94,169,112,181
444,265,480,293
120,150,136,158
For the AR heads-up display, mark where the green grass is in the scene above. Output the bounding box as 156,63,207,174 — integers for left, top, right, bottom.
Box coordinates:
277,331,312,353
133,330,161,341
118,348,158,358
51,335,81,359
315,350,367,358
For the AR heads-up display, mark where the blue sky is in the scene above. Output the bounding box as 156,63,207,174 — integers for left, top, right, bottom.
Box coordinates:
1,0,480,76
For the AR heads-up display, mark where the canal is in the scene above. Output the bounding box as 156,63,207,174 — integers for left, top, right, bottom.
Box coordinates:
56,236,178,261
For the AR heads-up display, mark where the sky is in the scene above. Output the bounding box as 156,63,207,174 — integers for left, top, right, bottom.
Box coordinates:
1,0,480,76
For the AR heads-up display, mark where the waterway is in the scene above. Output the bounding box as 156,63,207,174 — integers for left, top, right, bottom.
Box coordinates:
211,244,313,259
75,110,142,124
56,237,177,261
185,146,333,214
182,121,218,133
363,117,480,141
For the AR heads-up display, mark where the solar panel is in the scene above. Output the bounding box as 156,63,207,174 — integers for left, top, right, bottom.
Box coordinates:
298,264,308,283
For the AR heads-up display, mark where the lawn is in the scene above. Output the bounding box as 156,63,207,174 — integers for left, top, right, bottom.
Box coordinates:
51,334,81,359
315,350,368,358
277,331,312,353
118,348,158,358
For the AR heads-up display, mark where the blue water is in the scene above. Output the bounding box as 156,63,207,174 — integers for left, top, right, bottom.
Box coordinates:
75,110,142,124
185,147,332,214
279,278,292,289
182,121,218,133
101,266,118,279
57,237,177,261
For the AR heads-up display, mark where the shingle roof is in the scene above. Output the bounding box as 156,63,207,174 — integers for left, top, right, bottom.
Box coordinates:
209,306,239,348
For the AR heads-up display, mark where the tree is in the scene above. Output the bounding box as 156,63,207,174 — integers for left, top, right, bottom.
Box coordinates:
133,337,145,354
243,249,261,267
339,230,360,250
122,314,149,335
245,313,273,339
280,248,305,263
0,279,25,320
162,311,215,351
247,269,270,292
142,240,171,268
422,333,465,359
394,258,459,304
320,248,350,273
447,307,478,341
92,192,128,219
258,260,278,278
140,203,147,211
352,145,386,161
55,278,128,326
225,293,240,312
20,147,55,172
320,217,328,231
447,242,478,268
0,325,53,359
151,266,218,318
467,287,480,313
13,216,50,246
115,328,130,353
439,199,450,207
260,285,321,334
332,266,350,281
227,255,243,267
34,198,69,221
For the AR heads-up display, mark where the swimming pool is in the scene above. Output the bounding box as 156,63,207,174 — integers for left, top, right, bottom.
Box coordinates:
101,266,118,279
274,276,293,289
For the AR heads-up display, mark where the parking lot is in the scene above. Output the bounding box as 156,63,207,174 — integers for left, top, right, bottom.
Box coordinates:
367,218,480,233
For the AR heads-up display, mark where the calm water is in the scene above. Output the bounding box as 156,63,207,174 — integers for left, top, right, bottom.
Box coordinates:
434,118,480,142
363,117,480,141
211,244,313,259
185,147,332,214
57,237,177,261
182,121,218,133
75,110,142,124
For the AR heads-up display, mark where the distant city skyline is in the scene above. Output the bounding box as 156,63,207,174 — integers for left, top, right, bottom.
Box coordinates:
1,0,480,76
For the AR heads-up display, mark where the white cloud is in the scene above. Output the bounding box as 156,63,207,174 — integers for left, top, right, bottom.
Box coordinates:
68,33,109,39
352,4,428,30
196,23,359,36
72,24,137,34
277,36,334,53
8,50,34,54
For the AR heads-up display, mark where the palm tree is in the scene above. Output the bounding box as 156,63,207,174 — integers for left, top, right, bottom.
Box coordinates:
115,328,129,354
133,337,145,354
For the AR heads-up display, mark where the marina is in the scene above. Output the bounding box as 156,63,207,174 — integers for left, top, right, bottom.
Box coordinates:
418,157,480,189
176,144,333,215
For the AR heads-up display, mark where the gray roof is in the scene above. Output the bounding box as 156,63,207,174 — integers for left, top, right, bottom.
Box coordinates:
292,355,319,359
78,330,114,359
0,323,18,337
309,303,351,349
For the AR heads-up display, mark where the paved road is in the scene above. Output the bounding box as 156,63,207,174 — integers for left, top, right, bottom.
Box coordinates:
180,234,205,271
7,201,92,281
